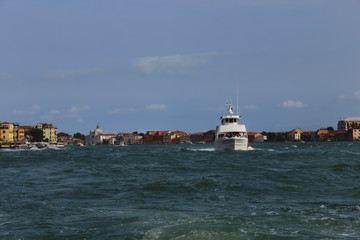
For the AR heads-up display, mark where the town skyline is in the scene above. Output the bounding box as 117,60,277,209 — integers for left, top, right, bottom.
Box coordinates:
1,1,359,134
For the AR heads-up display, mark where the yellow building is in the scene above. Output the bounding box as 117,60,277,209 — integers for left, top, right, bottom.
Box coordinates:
36,123,58,143
0,122,14,142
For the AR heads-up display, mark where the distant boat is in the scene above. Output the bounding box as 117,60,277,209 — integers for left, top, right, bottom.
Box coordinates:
215,102,248,151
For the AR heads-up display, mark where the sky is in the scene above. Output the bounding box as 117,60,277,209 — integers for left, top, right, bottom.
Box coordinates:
1,0,359,135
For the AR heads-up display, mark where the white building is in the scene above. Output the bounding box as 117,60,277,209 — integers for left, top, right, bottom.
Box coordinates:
85,124,104,146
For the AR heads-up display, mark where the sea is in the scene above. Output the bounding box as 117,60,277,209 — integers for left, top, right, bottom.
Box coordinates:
1,141,360,239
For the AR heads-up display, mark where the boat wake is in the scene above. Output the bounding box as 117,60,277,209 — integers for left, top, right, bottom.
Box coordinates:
187,148,216,152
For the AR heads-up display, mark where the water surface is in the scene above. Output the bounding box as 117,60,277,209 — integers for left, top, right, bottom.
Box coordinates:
1,142,360,239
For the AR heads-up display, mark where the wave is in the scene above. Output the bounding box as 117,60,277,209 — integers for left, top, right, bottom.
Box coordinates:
186,147,216,152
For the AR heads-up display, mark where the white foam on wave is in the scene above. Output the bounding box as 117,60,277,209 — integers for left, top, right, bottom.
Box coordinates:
187,148,216,152
1,149,18,152
188,146,259,152
47,146,63,150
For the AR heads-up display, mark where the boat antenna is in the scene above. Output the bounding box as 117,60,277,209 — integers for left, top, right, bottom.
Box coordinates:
237,81,239,116
237,95,239,116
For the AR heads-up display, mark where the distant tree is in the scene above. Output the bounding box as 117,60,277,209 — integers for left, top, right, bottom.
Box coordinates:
132,131,144,136
327,126,334,132
73,132,85,140
29,128,43,142
58,132,70,137
275,133,287,142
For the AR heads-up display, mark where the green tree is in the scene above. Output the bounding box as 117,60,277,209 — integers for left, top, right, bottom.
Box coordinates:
58,132,70,137
327,126,334,132
73,132,85,140
29,128,43,142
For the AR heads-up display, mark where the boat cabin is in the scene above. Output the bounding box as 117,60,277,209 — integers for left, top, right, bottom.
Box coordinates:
221,116,240,125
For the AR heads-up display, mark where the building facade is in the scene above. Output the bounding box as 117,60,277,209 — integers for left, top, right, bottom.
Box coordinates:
190,132,204,143
353,128,360,141
85,124,104,145
338,117,360,131
287,128,303,141
203,130,216,143
0,122,14,142
36,123,58,143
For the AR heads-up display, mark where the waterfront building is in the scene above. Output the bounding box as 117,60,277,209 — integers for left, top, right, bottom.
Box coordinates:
99,133,117,144
20,126,33,141
337,117,360,131
36,123,58,143
179,134,191,144
58,136,84,145
164,130,188,144
302,131,317,141
118,133,142,145
13,124,25,142
287,128,303,141
248,132,266,142
190,132,204,144
317,129,331,141
0,122,14,142
143,131,170,144
85,124,103,145
203,130,216,143
85,124,117,145
353,128,360,141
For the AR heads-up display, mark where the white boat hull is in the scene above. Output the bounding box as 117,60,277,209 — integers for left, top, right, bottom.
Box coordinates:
215,137,248,151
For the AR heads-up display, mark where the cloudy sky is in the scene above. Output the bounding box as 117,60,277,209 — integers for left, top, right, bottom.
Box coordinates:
1,0,359,134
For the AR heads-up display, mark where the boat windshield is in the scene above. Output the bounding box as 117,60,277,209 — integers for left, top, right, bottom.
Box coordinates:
218,132,247,139
222,118,238,124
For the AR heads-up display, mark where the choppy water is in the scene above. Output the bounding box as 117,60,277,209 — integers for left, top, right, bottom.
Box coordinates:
1,142,360,239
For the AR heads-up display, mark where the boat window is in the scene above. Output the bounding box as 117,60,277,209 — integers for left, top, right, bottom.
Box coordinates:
225,119,229,123
229,118,233,123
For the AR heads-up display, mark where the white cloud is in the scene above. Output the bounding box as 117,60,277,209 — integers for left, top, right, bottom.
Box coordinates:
280,100,307,108
49,109,60,115
12,105,41,115
64,106,90,121
338,90,360,103
67,106,90,114
145,104,167,111
40,109,60,121
80,106,91,111
132,52,220,75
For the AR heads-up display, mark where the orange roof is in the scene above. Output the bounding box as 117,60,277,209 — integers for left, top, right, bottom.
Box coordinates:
191,132,205,135
145,131,158,135
317,129,329,134
123,134,138,137
156,131,170,136
20,126,33,129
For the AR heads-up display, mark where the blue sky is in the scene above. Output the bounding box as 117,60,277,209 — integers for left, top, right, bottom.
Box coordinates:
1,0,359,134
